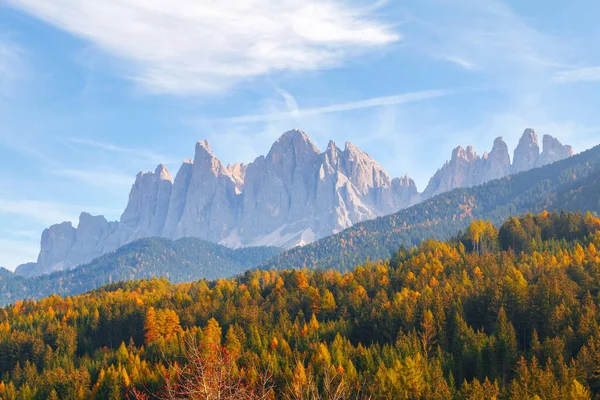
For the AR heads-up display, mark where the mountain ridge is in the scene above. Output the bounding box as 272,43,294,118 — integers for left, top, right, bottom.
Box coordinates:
4,141,596,304
4,237,281,306
20,128,573,276
259,142,598,272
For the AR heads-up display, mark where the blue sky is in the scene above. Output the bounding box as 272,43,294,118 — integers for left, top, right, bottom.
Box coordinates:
1,0,600,269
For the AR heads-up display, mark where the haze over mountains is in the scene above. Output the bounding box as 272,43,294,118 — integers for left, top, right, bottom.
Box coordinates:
19,128,573,277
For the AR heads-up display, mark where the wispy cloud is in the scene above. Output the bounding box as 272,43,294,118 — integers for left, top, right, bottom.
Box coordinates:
275,88,300,115
221,89,455,123
554,67,600,84
443,56,478,71
406,0,565,91
66,137,172,164
6,0,399,94
0,37,27,95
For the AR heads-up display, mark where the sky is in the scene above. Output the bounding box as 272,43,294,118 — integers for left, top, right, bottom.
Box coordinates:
1,0,600,270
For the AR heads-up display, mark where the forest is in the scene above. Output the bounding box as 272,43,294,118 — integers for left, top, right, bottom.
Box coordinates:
0,238,282,306
3,144,600,307
262,143,600,272
1,211,600,398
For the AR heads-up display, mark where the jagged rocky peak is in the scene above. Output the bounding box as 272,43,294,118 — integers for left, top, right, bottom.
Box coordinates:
342,141,392,193
226,162,247,192
490,136,510,158
393,174,417,189
422,144,480,199
324,140,341,159
512,128,540,173
423,137,511,199
452,145,479,162
320,140,344,176
392,174,417,194
479,137,511,182
267,129,320,163
25,127,575,276
36,221,77,275
162,159,195,238
193,140,223,168
537,134,574,167
171,136,240,242
240,129,322,239
155,163,173,181
391,174,419,207
197,139,211,152
227,162,247,179
120,164,174,236
193,139,230,176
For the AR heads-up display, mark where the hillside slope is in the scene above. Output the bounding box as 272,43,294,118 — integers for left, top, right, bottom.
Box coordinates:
260,144,600,272
2,212,600,398
0,238,281,305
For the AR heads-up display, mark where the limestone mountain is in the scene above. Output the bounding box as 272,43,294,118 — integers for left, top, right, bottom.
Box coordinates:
537,134,575,167
262,141,597,273
512,128,540,173
422,129,573,198
23,130,418,276
20,128,572,277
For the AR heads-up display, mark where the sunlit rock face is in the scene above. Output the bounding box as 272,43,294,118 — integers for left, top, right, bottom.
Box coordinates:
25,128,571,275
422,129,572,200
512,128,540,173
536,134,574,167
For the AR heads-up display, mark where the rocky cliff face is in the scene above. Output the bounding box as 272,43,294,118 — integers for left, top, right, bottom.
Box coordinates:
480,137,512,182
170,140,241,242
33,213,130,275
239,130,322,246
422,145,482,199
422,129,571,198
23,128,572,276
537,135,574,167
120,164,173,239
512,128,540,173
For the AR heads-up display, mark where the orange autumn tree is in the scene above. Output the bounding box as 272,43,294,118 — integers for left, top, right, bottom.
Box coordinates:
144,307,182,344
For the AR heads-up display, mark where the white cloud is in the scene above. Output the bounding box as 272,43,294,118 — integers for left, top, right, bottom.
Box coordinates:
222,88,454,123
66,137,173,164
554,67,600,84
443,56,478,71
6,0,399,94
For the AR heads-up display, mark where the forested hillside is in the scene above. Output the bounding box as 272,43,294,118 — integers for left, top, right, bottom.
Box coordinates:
0,238,281,306
261,145,600,272
1,212,600,399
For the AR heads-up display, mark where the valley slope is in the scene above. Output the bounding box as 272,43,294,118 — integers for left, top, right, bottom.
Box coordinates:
260,143,600,272
0,239,280,306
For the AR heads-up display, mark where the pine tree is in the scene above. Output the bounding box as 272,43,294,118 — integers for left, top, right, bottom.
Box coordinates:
495,307,518,384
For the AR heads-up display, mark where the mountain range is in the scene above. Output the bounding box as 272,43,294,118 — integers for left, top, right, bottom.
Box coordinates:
18,128,573,277
2,134,594,304
262,142,599,272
